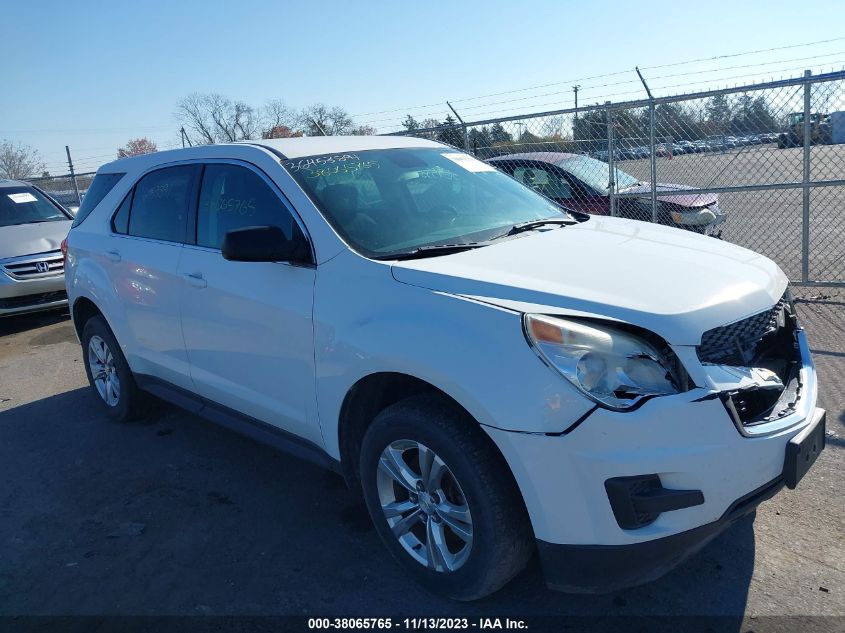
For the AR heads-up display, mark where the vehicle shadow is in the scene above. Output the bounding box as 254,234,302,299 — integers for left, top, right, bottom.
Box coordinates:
0,388,754,628
0,308,70,337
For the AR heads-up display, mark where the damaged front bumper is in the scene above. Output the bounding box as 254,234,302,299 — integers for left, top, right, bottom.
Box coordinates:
482,293,823,593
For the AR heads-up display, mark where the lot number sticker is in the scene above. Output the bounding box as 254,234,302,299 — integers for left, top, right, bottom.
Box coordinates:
8,192,37,203
441,152,496,173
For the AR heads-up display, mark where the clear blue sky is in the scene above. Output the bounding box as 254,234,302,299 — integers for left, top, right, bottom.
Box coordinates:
1,0,843,174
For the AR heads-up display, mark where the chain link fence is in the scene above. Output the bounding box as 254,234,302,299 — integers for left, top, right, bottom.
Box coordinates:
390,70,845,287
22,172,94,210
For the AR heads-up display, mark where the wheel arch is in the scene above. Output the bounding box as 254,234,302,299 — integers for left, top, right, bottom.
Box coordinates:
336,371,518,495
71,296,104,341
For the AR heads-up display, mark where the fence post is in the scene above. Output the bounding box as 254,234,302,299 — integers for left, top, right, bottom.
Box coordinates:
648,101,658,222
636,67,659,223
65,145,81,206
801,70,812,283
606,102,617,217
446,101,470,153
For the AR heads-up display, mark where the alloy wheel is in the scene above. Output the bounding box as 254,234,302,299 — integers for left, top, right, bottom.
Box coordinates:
88,335,120,407
376,439,473,572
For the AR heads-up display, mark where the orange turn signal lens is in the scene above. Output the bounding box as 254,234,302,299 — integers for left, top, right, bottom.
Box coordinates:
528,317,563,344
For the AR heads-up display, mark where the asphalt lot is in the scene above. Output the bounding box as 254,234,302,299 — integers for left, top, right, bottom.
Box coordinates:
617,143,845,282
0,289,842,628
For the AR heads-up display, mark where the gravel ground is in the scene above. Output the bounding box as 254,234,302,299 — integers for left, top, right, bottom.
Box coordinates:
0,290,842,631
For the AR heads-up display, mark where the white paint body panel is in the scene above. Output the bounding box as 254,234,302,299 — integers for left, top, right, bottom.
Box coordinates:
65,139,820,550
178,245,320,445
392,216,787,345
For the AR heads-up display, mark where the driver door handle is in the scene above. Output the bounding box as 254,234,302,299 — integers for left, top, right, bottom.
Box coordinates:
183,272,207,289
106,250,121,262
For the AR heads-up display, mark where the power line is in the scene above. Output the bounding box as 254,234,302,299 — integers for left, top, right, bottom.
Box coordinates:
639,35,845,71
354,35,845,124
378,61,843,131
364,49,845,130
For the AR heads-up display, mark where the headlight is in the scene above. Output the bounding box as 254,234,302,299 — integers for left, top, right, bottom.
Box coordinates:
670,207,717,225
524,314,679,410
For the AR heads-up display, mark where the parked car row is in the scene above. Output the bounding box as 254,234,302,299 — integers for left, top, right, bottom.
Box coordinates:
592,132,780,161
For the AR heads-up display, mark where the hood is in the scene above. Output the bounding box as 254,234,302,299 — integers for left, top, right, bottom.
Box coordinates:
0,220,71,260
391,217,786,345
621,182,718,208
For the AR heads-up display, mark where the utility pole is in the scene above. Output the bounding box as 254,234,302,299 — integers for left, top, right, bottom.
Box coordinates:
573,84,581,135
65,146,81,205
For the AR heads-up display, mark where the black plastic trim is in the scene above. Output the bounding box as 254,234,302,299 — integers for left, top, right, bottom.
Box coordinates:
134,374,340,473
537,475,784,593
554,405,598,436
605,475,704,529
783,407,826,489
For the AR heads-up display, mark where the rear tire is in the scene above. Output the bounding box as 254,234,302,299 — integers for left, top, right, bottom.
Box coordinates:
360,394,533,600
81,315,149,422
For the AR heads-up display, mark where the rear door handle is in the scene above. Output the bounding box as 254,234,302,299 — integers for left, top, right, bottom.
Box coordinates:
183,272,207,289
106,250,121,262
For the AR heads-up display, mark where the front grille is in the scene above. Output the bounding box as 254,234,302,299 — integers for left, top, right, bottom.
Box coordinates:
0,290,67,309
698,292,803,428
698,294,789,365
2,252,64,279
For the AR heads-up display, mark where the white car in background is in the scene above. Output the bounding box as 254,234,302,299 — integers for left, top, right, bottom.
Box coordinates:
64,137,825,599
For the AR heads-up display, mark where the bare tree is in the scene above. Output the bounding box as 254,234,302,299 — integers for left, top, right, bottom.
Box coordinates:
350,124,378,136
264,125,303,139
176,93,259,144
117,138,158,159
0,140,46,179
299,104,354,136
262,100,300,138
176,93,217,145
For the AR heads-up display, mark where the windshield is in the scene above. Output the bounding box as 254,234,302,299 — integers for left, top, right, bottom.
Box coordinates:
284,148,570,257
556,156,639,195
0,186,69,228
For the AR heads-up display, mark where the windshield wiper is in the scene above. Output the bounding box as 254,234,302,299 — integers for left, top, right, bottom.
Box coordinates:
503,218,576,237
377,242,490,261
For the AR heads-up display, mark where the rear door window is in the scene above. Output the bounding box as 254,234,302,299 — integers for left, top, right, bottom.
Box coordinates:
128,166,196,242
71,172,124,227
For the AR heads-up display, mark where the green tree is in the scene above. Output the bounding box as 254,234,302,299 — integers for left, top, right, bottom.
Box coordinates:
402,115,420,131
468,126,493,155
573,109,608,142
437,115,465,147
705,94,732,134
489,122,512,143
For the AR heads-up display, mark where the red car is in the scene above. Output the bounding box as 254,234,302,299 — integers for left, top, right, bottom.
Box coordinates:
487,152,725,233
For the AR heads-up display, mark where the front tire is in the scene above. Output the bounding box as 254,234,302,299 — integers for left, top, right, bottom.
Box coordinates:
81,315,148,422
360,394,533,600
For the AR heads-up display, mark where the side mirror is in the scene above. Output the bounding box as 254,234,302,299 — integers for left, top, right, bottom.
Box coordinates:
221,225,311,264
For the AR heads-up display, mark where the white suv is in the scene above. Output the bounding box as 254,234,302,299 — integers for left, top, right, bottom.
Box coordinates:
65,136,825,600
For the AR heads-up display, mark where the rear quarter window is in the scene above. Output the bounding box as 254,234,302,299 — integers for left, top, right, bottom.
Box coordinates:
71,172,125,227
127,166,196,242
